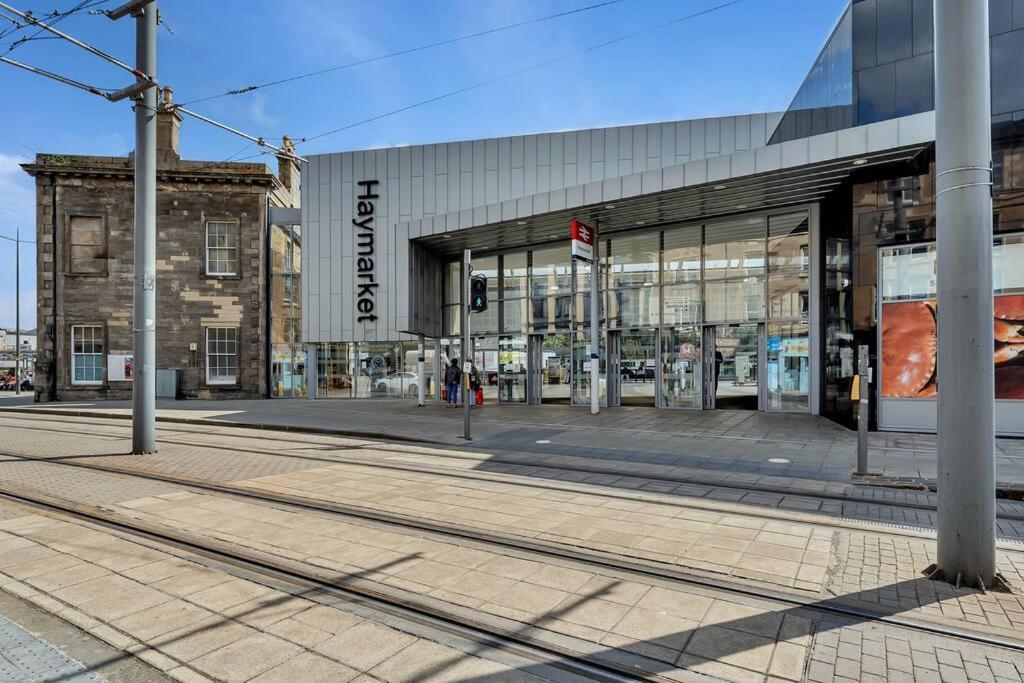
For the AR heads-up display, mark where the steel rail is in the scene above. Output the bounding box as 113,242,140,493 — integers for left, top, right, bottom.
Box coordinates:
0,485,658,683
1,448,1022,653
0,413,1016,524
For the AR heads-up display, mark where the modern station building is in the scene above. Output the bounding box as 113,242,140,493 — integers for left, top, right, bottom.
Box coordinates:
299,0,1024,435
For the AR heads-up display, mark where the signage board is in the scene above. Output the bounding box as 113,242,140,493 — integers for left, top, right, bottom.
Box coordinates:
570,219,595,264
108,354,133,382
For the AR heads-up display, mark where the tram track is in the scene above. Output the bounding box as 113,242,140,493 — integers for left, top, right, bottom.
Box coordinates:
3,412,1024,530
0,485,650,683
1,444,1023,655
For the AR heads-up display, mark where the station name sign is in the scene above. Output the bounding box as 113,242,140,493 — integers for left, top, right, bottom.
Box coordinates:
570,219,595,264
355,179,379,323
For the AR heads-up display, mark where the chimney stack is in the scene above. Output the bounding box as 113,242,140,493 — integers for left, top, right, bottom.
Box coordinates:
277,135,300,200
156,86,183,164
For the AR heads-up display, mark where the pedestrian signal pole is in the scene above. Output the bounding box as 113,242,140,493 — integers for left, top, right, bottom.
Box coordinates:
462,249,471,440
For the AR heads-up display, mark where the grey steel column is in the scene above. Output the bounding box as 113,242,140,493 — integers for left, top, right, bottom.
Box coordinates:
417,333,425,406
856,345,869,474
935,0,996,586
462,249,471,439
131,3,156,454
306,343,317,399
590,225,599,415
15,226,20,396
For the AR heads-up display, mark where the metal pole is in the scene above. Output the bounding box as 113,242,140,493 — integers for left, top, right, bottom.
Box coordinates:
417,333,426,406
935,0,996,587
14,226,20,396
462,249,471,440
590,223,599,415
131,3,156,454
855,345,868,474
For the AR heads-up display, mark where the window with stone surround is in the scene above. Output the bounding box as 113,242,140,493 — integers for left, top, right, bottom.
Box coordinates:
71,325,104,385
206,327,238,385
68,214,107,275
205,221,238,276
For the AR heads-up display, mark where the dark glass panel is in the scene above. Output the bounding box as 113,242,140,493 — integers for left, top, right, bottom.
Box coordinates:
991,0,1013,36
911,0,933,54
992,30,1024,116
876,0,912,64
857,63,896,124
895,53,934,117
852,0,877,70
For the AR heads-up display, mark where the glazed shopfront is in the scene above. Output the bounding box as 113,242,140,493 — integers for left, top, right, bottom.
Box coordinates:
310,208,818,415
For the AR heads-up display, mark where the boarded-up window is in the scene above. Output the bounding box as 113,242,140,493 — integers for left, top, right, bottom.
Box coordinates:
68,215,107,275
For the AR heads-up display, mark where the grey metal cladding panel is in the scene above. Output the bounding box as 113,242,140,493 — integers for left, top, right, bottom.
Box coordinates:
460,171,473,211
448,144,460,215
660,122,675,168
485,138,498,171
550,133,564,189
524,135,537,195
511,136,524,168
675,121,690,155
423,145,436,215
751,114,768,147
562,130,577,168
330,220,342,295
766,112,784,141
705,118,720,155
537,134,550,165
412,175,424,220
399,147,411,218
498,137,511,202
537,165,550,193
412,145,423,177
735,116,751,151
577,130,591,184
690,120,706,160
646,123,661,161
460,140,472,172
632,125,646,173
473,139,486,205
591,128,605,163
434,142,447,174
602,128,615,179
721,117,736,155
387,147,399,180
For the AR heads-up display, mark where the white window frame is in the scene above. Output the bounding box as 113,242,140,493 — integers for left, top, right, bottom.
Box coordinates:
205,220,238,276
205,327,238,385
71,325,104,385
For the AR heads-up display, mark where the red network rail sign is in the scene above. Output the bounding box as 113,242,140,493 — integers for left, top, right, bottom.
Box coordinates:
570,219,595,264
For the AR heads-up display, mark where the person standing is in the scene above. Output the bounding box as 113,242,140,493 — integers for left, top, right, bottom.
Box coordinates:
444,358,462,408
469,363,481,408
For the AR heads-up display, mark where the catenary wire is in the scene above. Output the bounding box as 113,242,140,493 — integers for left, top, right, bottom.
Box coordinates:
292,0,747,147
175,0,628,108
0,0,106,56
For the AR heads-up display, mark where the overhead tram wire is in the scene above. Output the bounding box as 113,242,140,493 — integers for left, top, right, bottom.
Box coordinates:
175,0,627,108
292,0,748,147
0,0,107,55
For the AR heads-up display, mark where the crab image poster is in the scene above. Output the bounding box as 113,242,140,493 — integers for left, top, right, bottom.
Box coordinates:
881,294,1024,399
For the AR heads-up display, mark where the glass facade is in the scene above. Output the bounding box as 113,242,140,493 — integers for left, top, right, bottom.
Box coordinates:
269,223,305,397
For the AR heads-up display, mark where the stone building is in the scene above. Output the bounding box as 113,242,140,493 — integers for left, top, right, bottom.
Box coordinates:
23,88,301,402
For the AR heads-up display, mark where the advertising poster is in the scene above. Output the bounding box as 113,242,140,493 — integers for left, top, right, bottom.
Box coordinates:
107,355,133,382
881,294,1024,399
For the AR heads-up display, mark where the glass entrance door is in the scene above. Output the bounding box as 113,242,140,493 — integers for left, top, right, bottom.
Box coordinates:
539,333,571,404
618,329,657,407
712,324,760,409
661,326,701,409
498,336,528,403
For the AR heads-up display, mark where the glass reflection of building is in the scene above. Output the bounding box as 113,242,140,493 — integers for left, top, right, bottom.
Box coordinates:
269,222,305,397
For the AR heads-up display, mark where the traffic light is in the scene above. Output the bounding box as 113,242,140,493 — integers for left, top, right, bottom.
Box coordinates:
470,274,488,313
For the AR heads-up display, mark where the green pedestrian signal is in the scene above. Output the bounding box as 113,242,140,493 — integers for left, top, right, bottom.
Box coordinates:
470,274,488,313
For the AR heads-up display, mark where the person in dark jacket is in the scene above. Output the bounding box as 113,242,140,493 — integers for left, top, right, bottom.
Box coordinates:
444,358,462,407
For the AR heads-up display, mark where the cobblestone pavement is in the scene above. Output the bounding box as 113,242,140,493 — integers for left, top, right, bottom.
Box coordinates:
5,396,1024,485
2,414,1024,682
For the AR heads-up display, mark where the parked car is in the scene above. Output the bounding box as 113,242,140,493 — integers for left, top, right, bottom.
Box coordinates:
374,372,418,397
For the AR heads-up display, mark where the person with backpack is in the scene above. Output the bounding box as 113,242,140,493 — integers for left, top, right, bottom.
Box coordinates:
469,362,482,408
444,358,462,407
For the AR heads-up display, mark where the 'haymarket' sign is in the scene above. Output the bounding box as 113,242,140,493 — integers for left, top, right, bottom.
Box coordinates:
355,179,379,323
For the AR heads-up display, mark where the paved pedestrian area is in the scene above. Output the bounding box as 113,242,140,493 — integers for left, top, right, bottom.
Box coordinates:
2,413,1024,681
4,395,1024,487
0,613,105,682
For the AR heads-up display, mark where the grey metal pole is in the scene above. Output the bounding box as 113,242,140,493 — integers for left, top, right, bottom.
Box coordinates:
935,0,996,587
855,345,868,474
131,3,156,454
590,224,599,415
462,249,471,440
417,333,425,406
14,226,20,396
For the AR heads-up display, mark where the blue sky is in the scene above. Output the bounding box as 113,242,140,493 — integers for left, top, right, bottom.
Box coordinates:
0,0,848,329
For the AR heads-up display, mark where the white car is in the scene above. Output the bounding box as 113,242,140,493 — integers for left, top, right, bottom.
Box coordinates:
374,371,418,397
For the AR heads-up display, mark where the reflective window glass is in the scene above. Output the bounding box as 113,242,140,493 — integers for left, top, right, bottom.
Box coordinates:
662,284,702,325
767,323,811,412
876,0,912,64
992,30,1024,116
704,279,765,323
501,252,528,298
895,52,933,117
530,244,571,297
768,213,810,273
857,62,896,124
661,326,701,409
879,244,936,301
994,234,1024,294
501,298,529,334
472,255,499,300
445,262,461,305
704,217,765,280
768,274,810,320
607,233,660,289
606,287,660,328
663,225,702,284
530,295,571,332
